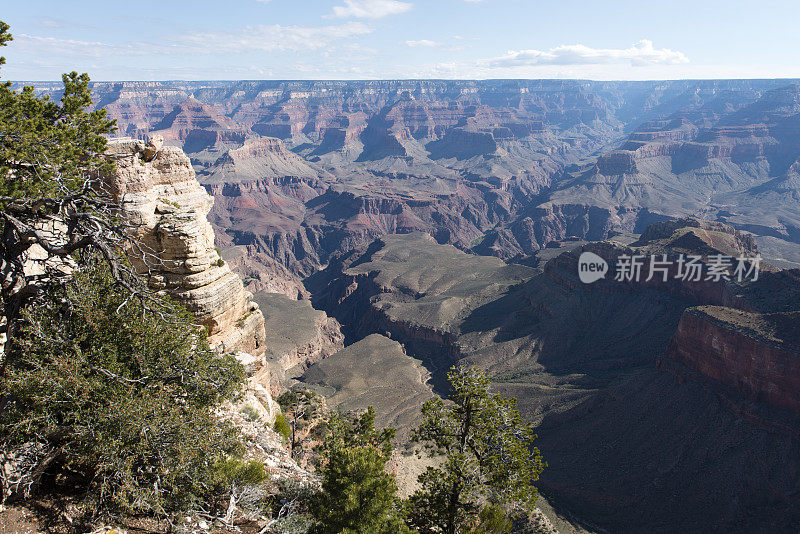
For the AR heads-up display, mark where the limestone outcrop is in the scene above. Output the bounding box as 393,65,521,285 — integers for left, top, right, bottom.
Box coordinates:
105,137,266,357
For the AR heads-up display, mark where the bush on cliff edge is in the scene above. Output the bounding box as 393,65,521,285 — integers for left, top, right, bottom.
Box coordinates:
0,261,249,520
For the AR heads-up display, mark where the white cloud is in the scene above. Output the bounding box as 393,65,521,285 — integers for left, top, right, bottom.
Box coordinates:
4,22,375,81
36,17,96,30
486,39,689,68
9,22,372,59
405,39,465,52
177,22,373,53
331,0,413,19
13,34,143,59
14,22,374,59
406,39,441,48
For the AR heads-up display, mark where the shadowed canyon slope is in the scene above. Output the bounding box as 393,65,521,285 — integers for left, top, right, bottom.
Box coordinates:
477,84,800,264
309,227,800,533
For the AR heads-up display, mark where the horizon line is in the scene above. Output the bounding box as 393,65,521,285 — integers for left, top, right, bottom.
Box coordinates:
13,77,800,84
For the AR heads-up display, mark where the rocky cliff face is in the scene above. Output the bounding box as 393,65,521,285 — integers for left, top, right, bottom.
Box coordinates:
150,97,240,143
309,223,800,532
666,306,800,414
202,137,323,183
203,168,531,293
540,85,800,254
105,137,266,357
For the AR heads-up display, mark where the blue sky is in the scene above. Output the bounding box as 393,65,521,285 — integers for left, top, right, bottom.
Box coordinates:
2,0,799,81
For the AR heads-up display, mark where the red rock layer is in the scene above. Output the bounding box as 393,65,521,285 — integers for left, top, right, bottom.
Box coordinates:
666,307,800,413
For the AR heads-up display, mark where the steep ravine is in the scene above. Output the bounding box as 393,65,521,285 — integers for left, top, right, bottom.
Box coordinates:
202,168,548,297
310,269,462,378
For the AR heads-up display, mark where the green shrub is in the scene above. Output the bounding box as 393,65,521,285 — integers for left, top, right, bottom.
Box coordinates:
275,389,324,458
216,458,269,487
475,504,513,533
0,262,248,520
274,412,292,442
241,405,261,422
0,20,251,524
236,311,253,329
310,407,409,533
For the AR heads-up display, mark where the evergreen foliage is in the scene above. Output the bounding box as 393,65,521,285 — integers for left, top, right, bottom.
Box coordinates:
274,412,292,442
0,19,138,356
311,407,410,534
0,262,248,518
277,389,324,459
406,367,545,534
0,21,257,524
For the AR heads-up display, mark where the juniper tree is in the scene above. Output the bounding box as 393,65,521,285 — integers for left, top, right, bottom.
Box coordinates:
312,407,411,534
0,261,248,519
0,20,148,361
406,367,545,534
277,389,325,460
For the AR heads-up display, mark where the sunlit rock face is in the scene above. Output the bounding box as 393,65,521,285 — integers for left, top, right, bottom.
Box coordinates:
105,136,266,357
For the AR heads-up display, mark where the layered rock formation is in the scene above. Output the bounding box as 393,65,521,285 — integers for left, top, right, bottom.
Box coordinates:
203,165,530,293
105,137,266,357
666,306,800,413
149,97,240,143
460,85,800,265
202,137,323,184
103,139,297,477
27,78,800,290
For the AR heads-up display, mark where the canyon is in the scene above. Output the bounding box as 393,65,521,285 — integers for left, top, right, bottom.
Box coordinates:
308,225,800,532
44,79,800,532
32,79,800,290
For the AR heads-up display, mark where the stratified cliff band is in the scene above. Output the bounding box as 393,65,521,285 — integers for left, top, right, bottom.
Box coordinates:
105,136,267,357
